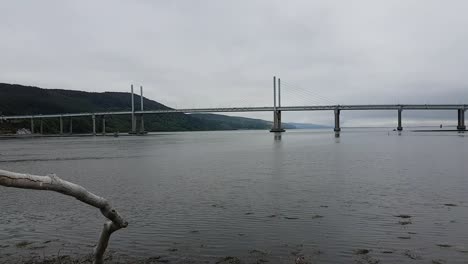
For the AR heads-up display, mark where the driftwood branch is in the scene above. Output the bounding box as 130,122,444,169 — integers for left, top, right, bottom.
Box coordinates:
0,169,128,264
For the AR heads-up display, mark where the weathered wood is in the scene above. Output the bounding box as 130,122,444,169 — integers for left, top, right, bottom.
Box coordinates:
0,169,128,264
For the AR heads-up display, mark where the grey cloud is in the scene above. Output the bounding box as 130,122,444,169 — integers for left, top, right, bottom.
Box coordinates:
1,0,468,126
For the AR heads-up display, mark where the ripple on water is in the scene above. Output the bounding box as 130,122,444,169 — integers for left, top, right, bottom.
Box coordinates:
1,131,468,263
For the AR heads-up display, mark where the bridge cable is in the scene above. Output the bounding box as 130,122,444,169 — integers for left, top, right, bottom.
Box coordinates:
280,83,336,106
281,81,339,105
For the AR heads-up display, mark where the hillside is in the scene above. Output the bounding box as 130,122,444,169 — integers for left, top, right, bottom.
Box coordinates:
0,83,279,134
190,114,297,130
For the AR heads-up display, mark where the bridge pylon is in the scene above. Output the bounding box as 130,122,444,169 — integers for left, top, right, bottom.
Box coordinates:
270,76,285,133
130,84,137,134
139,86,146,134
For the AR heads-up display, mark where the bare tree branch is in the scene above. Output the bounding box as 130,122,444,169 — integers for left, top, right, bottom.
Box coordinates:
0,169,128,264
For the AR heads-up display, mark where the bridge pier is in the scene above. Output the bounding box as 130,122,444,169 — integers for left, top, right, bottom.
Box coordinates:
138,114,146,134
30,118,34,134
397,109,403,131
59,116,63,135
270,110,285,132
40,119,43,134
334,109,341,132
69,117,73,134
92,114,96,136
140,114,145,134
102,116,106,135
457,109,466,131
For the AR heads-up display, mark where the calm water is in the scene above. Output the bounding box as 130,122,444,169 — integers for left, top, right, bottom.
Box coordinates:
0,129,467,263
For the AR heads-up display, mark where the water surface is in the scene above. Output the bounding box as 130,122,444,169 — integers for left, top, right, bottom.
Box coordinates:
0,129,467,263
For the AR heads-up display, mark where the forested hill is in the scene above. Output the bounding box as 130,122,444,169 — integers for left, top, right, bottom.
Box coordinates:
0,83,283,134
0,83,169,115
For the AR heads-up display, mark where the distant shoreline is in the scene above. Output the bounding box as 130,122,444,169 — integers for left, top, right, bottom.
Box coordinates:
0,127,466,140
411,129,466,132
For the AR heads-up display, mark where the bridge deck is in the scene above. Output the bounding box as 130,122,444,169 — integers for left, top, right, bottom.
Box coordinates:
1,104,467,120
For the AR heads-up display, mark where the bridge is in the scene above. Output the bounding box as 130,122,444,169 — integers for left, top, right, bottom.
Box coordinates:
1,77,466,135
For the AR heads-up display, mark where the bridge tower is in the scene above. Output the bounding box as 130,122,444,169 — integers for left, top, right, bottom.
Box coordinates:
130,84,137,134
270,76,285,133
139,86,146,134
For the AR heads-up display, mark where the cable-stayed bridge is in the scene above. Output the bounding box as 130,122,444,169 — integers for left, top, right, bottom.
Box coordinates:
1,77,467,135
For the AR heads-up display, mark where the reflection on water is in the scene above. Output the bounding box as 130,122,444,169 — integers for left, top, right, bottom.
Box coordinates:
273,132,282,141
0,129,467,263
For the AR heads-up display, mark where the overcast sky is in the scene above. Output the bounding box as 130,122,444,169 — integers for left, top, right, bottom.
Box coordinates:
2,0,468,126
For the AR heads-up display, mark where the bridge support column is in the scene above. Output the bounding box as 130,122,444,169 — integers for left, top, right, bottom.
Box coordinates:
69,117,73,135
102,116,106,135
397,109,403,131
59,116,63,135
139,114,145,134
30,118,34,134
334,109,341,132
92,114,96,135
40,119,43,134
131,117,137,134
457,109,466,131
270,110,285,132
